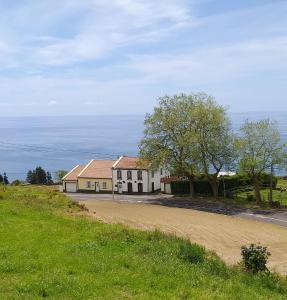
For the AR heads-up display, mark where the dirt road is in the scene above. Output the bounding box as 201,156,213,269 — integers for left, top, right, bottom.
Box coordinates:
80,199,287,275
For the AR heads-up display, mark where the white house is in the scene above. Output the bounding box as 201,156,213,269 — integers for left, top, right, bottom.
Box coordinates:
112,156,166,194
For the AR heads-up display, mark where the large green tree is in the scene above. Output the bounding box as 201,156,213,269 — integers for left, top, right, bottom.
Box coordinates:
139,94,200,197
239,120,286,203
191,95,236,199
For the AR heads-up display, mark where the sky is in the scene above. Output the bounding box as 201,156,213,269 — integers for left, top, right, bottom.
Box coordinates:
0,0,286,116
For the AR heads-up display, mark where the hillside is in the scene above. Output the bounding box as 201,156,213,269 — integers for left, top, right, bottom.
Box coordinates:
0,185,286,299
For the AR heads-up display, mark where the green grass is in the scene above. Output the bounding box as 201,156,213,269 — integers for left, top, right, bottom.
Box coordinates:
0,185,286,299
235,179,287,208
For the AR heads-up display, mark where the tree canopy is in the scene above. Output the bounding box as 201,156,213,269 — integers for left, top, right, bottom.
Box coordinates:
139,93,237,198
238,119,286,203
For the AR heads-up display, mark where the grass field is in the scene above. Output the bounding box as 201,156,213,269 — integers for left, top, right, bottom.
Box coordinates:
0,185,287,299
235,179,287,208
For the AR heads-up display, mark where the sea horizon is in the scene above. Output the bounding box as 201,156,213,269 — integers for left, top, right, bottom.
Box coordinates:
0,111,286,181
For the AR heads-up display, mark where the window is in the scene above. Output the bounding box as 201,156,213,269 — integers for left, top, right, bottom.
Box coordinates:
86,181,91,188
137,171,142,181
102,182,107,189
117,170,122,180
151,170,154,178
127,170,132,180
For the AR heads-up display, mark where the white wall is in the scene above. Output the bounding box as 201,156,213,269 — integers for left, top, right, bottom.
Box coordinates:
113,167,169,193
113,169,149,193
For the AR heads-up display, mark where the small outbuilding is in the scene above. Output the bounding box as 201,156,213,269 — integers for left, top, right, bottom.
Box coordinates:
62,165,85,193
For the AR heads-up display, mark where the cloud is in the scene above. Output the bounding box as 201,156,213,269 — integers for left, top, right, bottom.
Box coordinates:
0,0,287,115
48,100,57,105
0,0,195,66
125,34,287,85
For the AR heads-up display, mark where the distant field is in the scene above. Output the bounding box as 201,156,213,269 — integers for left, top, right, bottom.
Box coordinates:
236,179,287,207
0,185,286,299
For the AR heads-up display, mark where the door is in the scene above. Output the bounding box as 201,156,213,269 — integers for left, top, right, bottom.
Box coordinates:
128,182,133,193
65,182,77,193
95,182,100,193
118,183,123,194
138,182,143,193
152,182,155,193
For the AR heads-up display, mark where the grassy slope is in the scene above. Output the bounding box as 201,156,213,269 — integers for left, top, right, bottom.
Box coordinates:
0,186,286,299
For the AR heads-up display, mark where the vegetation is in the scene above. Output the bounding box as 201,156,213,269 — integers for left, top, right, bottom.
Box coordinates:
238,120,286,203
0,173,9,185
55,169,68,182
236,178,287,208
140,93,286,202
26,166,54,185
139,94,201,197
191,96,236,199
139,93,236,199
170,173,276,197
241,244,271,273
0,185,286,299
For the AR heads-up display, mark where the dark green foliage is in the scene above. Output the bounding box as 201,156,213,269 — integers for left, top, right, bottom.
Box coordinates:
26,167,53,185
178,242,205,264
171,174,278,196
46,172,53,185
11,180,23,186
241,244,271,273
0,173,9,185
3,173,9,185
245,194,256,202
26,170,35,184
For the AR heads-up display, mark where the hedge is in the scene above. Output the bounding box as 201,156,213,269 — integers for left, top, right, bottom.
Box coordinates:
170,174,278,196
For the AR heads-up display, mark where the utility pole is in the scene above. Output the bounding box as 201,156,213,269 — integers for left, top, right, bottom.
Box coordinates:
222,176,226,198
112,167,115,201
269,163,274,204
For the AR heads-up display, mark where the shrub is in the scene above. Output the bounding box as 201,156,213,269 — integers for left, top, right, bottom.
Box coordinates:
241,244,270,273
11,180,23,186
170,173,278,196
246,194,255,202
178,242,205,264
270,201,281,208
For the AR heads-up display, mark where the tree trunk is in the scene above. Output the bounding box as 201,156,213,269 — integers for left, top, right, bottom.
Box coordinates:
253,176,262,203
209,176,219,200
189,177,195,198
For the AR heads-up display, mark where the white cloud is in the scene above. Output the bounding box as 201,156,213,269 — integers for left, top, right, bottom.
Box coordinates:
127,35,287,84
48,100,57,105
0,0,195,66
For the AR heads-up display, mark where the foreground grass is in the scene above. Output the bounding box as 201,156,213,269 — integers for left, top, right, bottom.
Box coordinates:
0,186,286,299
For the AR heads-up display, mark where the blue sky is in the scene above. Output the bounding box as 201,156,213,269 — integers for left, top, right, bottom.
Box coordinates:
0,0,286,116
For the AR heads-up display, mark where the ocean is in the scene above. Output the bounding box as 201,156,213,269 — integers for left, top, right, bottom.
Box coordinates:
0,112,286,181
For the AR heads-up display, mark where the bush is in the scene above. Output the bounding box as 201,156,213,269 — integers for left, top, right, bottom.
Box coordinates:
11,180,23,186
170,173,278,196
241,244,270,273
178,242,205,264
246,194,255,202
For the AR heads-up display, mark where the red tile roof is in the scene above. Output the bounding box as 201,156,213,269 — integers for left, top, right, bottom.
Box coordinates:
78,160,116,179
113,156,148,170
63,165,85,181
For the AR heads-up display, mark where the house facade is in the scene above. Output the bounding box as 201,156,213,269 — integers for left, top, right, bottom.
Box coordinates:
112,156,164,194
77,159,116,192
62,156,166,194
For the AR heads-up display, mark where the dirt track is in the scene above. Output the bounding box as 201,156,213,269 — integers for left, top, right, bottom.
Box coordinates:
81,199,287,275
